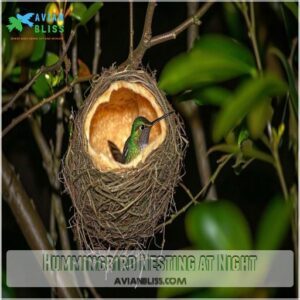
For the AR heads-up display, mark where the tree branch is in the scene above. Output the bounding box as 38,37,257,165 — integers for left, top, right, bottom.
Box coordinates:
55,96,65,158
121,1,156,68
157,154,232,230
121,1,214,69
2,155,80,298
2,75,93,137
28,97,71,251
29,117,53,176
53,96,71,250
150,1,213,47
177,101,218,200
72,33,83,108
238,2,262,72
129,1,134,64
92,12,101,74
3,25,79,113
52,194,71,250
176,1,217,200
187,1,199,49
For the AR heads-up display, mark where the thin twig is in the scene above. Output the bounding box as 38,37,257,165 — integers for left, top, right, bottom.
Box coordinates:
288,37,298,66
92,12,101,74
129,1,134,64
50,199,57,247
52,194,71,250
273,148,289,200
53,95,71,250
133,0,156,65
72,33,83,108
55,96,65,158
239,2,262,72
179,182,197,204
121,1,214,69
157,154,232,229
272,141,298,281
141,1,156,43
28,118,52,175
3,25,79,112
150,1,213,47
28,96,71,250
187,1,199,49
177,1,217,200
2,75,92,137
121,1,156,68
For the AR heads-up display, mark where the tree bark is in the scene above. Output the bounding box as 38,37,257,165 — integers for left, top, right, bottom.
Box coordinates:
2,155,80,298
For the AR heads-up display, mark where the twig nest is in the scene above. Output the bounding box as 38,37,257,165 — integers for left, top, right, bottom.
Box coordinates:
63,69,187,250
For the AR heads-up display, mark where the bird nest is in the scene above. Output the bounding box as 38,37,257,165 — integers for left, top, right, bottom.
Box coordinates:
63,69,187,250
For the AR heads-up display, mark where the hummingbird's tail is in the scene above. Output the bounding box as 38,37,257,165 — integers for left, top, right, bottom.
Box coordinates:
108,140,124,163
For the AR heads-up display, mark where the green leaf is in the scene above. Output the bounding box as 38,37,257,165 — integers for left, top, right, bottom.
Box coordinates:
256,197,292,250
159,34,257,94
30,32,46,62
158,287,190,299
269,47,298,115
191,286,251,298
193,34,255,67
213,75,287,142
237,128,250,146
190,86,232,106
80,2,103,25
283,2,298,19
45,52,59,66
247,99,273,139
2,26,12,64
223,2,244,40
8,66,21,83
32,74,51,99
12,29,36,61
185,201,252,250
70,3,87,21
2,271,15,298
10,66,21,76
43,52,64,87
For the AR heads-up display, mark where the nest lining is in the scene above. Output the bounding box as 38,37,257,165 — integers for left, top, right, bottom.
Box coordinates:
84,80,168,171
63,69,187,250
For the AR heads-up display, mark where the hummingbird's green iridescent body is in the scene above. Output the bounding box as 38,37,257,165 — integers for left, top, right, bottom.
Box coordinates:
108,111,174,164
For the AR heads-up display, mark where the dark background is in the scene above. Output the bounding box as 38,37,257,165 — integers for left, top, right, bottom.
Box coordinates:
2,2,296,298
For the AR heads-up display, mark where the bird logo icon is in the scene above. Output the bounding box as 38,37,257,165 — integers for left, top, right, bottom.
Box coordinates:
6,13,34,32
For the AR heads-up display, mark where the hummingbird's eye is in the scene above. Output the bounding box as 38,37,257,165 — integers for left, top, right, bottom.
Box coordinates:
140,125,145,130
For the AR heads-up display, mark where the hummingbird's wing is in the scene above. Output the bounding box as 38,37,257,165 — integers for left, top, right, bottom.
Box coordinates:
108,140,124,163
122,138,130,163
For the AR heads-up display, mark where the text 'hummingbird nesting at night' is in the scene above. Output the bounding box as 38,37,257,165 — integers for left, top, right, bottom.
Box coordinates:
108,111,174,164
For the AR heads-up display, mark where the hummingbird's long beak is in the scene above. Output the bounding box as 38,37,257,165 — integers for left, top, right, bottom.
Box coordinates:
151,111,175,126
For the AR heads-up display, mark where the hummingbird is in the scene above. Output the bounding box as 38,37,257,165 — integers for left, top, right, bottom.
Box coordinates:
108,111,174,164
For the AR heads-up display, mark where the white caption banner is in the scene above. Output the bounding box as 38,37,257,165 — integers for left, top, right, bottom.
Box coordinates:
7,250,293,288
